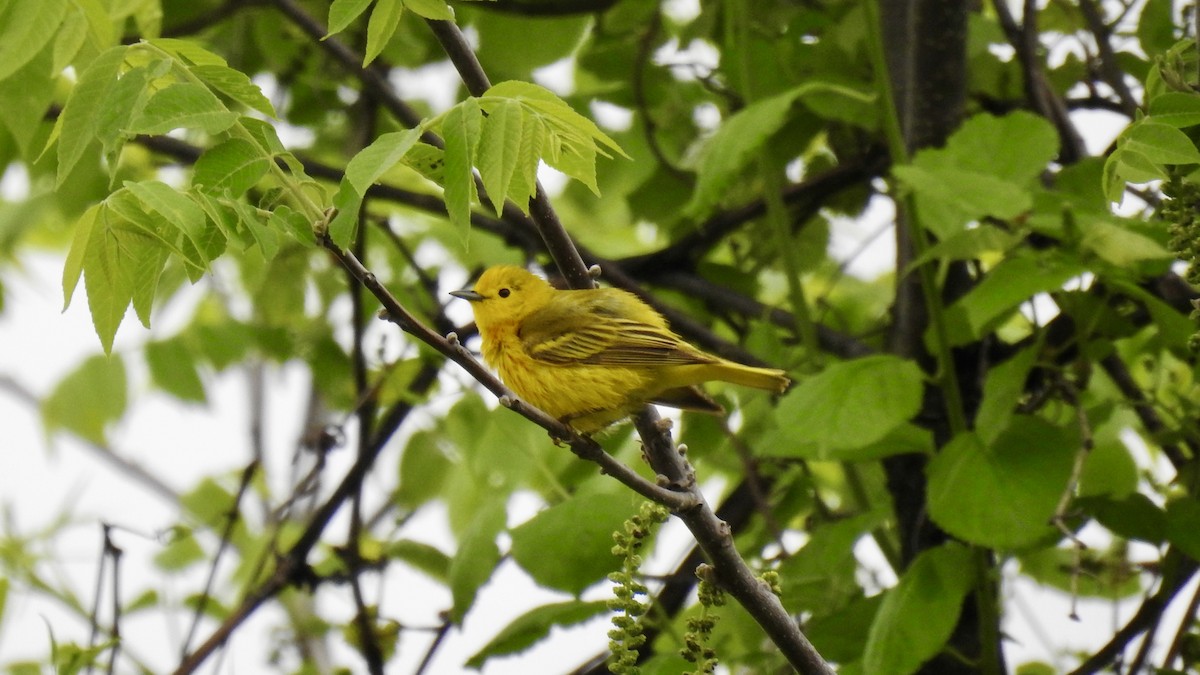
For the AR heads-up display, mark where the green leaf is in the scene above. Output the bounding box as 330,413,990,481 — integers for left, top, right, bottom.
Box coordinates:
1078,217,1172,266
56,0,114,70
974,343,1040,444
364,0,404,67
146,38,229,67
508,111,545,205
769,355,925,459
778,512,885,612
473,11,589,76
1122,121,1200,165
95,62,158,163
1166,498,1200,561
927,419,1075,549
1103,144,1167,203
478,80,625,198
388,539,451,583
1147,92,1200,128
193,138,271,197
53,5,90,73
484,81,625,158
154,528,206,571
396,430,453,508
806,594,883,664
1078,493,1166,544
686,82,874,216
81,206,141,351
0,39,55,157
1018,546,1143,600
55,45,127,186
895,163,1030,225
478,98,528,214
327,0,374,36
862,543,974,675
403,0,454,20
465,601,610,668
123,180,209,250
686,88,801,217
942,254,1085,346
263,205,304,253
1079,410,1139,499
448,501,504,624
179,478,236,529
63,203,101,310
191,64,277,117
510,491,638,595
896,112,1058,236
240,116,288,156
906,223,1019,271
941,112,1059,185
327,181,363,248
1137,0,1177,54
441,97,482,245
0,0,68,82
41,354,127,444
126,82,238,135
146,338,206,402
345,128,424,195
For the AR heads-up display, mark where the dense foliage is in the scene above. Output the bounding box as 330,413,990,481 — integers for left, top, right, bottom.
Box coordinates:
1,0,1199,673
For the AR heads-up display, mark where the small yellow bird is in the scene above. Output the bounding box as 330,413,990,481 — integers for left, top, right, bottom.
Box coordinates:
450,265,790,433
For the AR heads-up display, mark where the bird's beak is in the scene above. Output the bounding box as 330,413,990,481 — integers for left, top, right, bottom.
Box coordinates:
450,288,484,302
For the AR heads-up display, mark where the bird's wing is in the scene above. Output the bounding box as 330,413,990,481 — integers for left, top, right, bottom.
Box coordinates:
519,292,717,367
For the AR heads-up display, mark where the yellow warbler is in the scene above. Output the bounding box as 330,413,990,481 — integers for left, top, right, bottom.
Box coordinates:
450,265,790,433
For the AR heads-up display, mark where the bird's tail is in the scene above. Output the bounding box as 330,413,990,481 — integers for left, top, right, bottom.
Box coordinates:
711,362,791,393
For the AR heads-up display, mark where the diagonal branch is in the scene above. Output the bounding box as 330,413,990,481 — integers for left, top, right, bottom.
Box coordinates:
1077,0,1140,117
1068,550,1199,675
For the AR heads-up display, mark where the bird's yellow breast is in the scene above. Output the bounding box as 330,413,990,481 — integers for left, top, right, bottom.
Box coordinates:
480,320,654,429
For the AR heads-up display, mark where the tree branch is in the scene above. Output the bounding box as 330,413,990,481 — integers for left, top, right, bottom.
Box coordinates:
991,0,1087,163
1068,551,1199,675
1077,0,1140,117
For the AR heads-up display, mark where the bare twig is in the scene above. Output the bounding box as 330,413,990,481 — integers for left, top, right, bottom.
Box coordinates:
1068,551,1200,675
181,461,260,658
1049,378,1094,621
990,0,1087,163
413,615,452,675
106,529,122,675
1078,0,1140,116
1099,354,1192,469
174,360,443,674
1162,578,1200,669
631,9,692,183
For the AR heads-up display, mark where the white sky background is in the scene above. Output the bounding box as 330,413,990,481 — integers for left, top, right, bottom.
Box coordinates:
1,2,1197,673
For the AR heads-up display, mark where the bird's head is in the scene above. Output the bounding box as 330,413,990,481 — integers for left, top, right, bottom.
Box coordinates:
450,265,554,331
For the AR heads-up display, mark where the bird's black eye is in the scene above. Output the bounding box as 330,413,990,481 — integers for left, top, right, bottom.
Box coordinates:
498,288,511,298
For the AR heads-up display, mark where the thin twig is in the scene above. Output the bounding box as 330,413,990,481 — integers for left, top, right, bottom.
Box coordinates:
1068,551,1200,675
1049,378,1094,621
174,363,443,674
1162,577,1200,668
105,528,123,675
181,461,261,657
85,525,111,675
1077,0,1140,116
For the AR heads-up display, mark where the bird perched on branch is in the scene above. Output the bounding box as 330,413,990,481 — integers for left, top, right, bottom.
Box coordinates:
451,265,790,433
